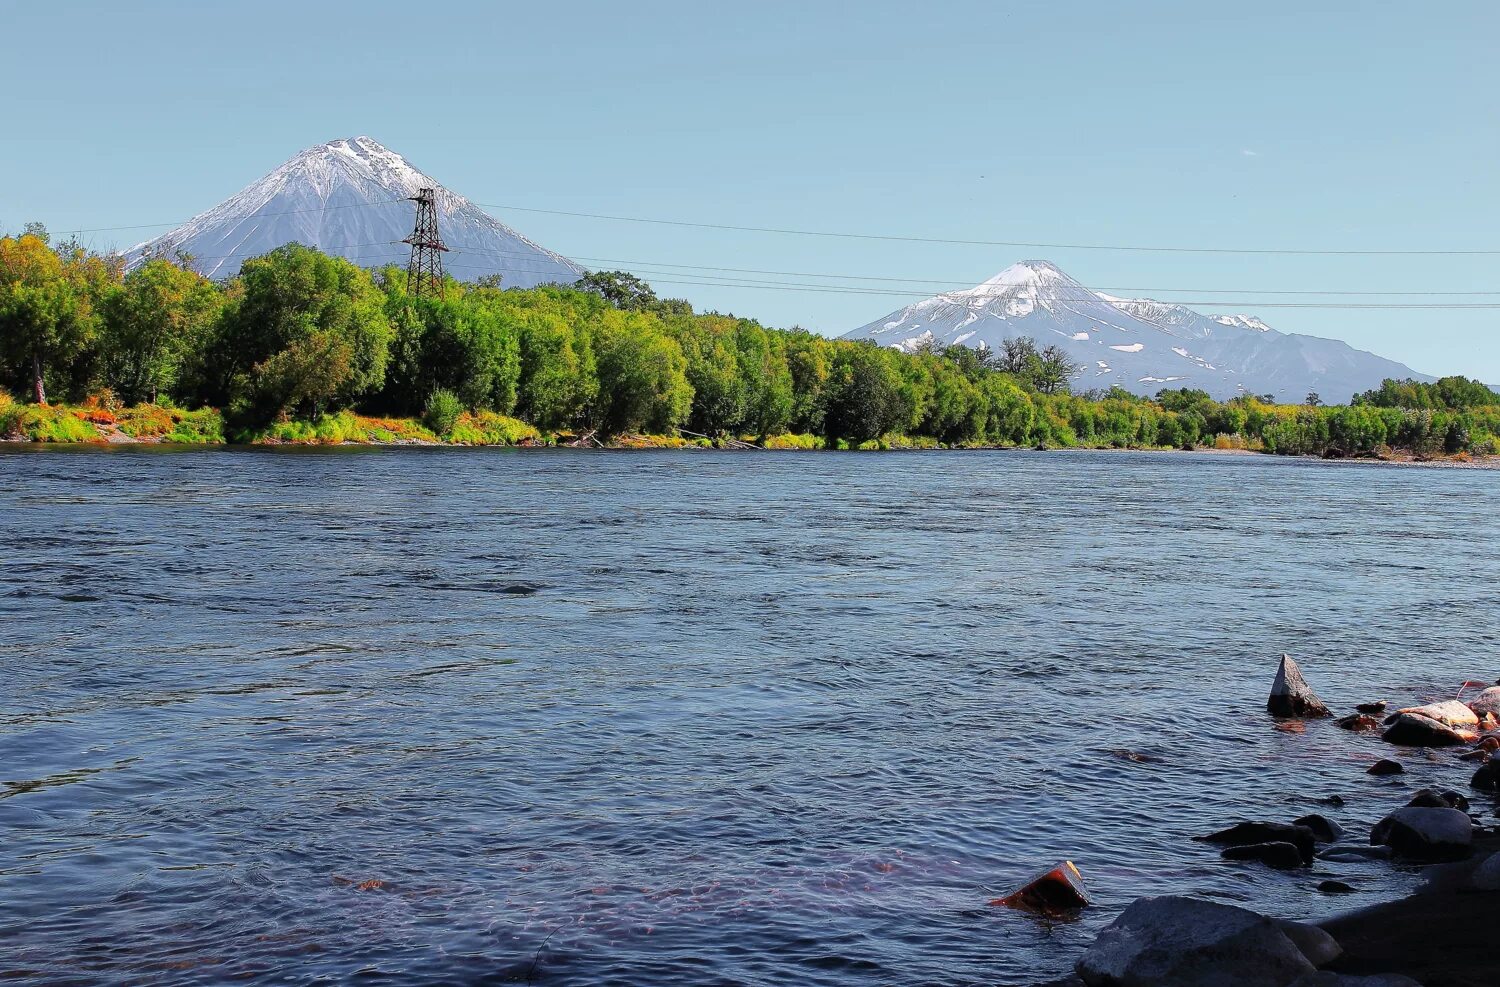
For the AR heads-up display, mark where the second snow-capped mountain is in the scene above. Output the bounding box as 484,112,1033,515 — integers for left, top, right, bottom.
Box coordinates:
843,260,1429,402
126,136,584,288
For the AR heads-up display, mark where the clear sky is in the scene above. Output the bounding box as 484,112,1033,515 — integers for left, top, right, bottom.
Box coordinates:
5,0,1498,382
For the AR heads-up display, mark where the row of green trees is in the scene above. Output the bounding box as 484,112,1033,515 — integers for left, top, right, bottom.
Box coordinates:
1,229,1496,455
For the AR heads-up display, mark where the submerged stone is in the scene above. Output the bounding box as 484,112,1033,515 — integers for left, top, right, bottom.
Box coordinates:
1367,758,1404,775
1222,841,1307,870
1293,814,1343,843
991,860,1091,914
1200,822,1315,864
1268,655,1332,718
1336,713,1380,732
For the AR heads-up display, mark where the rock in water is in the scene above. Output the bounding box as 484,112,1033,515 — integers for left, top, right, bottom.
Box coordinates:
1367,758,1404,776
1075,896,1317,987
1355,701,1388,715
1293,814,1344,843
1381,711,1474,747
1370,807,1472,862
1316,880,1356,894
990,860,1091,914
1222,842,1307,870
1200,822,1316,864
1268,655,1331,718
1336,713,1380,732
1465,685,1500,717
1392,700,1479,730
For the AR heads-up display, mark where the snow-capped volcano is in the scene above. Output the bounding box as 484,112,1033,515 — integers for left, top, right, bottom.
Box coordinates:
126,136,584,287
844,260,1430,402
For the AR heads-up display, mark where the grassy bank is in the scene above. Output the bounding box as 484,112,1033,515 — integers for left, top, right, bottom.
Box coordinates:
2,393,1493,464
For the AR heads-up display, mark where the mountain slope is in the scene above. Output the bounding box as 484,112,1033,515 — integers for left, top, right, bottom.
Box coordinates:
125,137,584,288
843,261,1431,402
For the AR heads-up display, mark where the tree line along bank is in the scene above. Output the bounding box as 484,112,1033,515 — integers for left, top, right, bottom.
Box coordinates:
1,229,1496,457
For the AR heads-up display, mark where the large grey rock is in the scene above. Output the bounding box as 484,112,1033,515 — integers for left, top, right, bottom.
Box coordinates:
1471,851,1500,891
1285,974,1422,987
1370,806,1472,861
1466,685,1500,717
1075,895,1316,987
1268,655,1331,718
1274,920,1343,967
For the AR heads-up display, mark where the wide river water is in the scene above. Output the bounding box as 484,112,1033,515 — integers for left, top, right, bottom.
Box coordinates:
1,446,1497,986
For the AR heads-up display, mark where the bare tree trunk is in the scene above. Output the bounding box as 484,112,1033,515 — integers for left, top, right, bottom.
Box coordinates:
31,352,46,405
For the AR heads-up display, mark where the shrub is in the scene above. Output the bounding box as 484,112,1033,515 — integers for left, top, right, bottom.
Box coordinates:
423,389,464,437
166,409,225,444
762,433,825,450
447,410,540,446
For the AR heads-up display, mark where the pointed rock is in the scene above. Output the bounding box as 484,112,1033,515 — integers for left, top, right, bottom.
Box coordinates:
990,860,1091,914
1268,655,1331,718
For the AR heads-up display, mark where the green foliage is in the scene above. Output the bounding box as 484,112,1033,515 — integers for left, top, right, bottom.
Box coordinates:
1353,376,1499,410
2,239,1495,461
422,388,464,437
210,244,392,425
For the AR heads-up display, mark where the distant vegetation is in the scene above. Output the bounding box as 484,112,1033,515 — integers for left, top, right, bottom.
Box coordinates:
1,228,1496,458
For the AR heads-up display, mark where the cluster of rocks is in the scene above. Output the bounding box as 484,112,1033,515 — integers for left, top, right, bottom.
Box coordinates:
1025,655,1500,987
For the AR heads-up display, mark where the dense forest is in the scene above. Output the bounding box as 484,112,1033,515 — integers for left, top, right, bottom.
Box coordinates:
1,228,1497,457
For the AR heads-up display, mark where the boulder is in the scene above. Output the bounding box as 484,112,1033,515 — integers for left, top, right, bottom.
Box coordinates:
1471,852,1500,891
1075,895,1317,987
1465,685,1500,717
1222,841,1307,870
1285,974,1422,987
1335,713,1380,732
990,860,1091,914
1391,699,1478,730
1200,822,1316,864
1380,711,1473,747
1367,758,1404,776
1293,814,1343,843
1275,919,1343,967
1405,788,1469,812
1354,701,1388,715
1370,806,1472,861
1268,655,1332,718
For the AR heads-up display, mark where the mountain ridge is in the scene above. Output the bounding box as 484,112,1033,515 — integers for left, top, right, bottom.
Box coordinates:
842,260,1432,402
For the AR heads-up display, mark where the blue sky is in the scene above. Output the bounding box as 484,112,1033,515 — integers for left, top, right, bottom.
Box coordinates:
5,0,1498,382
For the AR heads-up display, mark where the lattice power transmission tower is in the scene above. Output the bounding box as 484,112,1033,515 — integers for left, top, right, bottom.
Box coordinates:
403,187,449,299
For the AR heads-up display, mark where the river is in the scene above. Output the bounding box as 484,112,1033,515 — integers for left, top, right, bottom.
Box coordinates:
1,446,1497,985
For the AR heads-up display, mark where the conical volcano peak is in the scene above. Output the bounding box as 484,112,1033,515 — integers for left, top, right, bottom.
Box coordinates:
125,138,584,286
966,259,1076,294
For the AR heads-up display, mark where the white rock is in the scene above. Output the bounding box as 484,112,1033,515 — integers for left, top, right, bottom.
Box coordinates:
1396,699,1479,729
1076,895,1315,987
1466,685,1500,717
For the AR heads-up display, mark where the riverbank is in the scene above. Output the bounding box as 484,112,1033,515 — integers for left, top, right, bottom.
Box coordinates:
2,400,1495,466
1317,837,1500,987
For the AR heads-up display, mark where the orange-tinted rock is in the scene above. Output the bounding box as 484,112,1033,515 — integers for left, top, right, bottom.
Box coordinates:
991,860,1091,914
